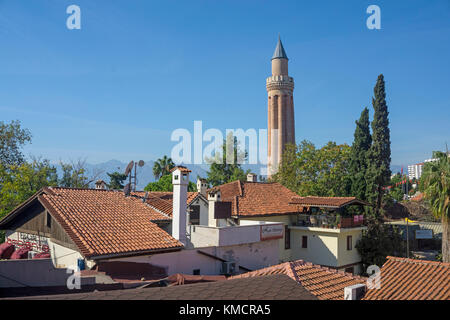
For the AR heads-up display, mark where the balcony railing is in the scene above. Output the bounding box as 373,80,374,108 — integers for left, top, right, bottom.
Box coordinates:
294,214,365,229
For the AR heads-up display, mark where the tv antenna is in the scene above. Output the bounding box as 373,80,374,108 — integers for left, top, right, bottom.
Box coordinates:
124,160,145,192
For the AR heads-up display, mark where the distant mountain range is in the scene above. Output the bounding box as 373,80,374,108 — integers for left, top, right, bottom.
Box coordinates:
54,160,405,190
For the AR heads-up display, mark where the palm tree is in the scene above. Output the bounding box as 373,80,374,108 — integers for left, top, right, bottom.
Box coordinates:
421,151,450,262
152,156,175,180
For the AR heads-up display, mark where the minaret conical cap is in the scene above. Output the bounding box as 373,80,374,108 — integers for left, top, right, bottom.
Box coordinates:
272,35,288,60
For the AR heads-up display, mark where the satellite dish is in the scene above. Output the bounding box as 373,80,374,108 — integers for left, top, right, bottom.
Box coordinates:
123,183,131,196
138,160,145,167
124,161,134,176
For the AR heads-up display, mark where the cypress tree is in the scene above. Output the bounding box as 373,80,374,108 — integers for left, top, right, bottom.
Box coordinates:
366,74,392,217
349,107,372,201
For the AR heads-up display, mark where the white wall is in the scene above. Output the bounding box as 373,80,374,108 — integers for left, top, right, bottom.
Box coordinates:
107,240,279,276
0,258,95,288
290,228,339,267
239,215,294,263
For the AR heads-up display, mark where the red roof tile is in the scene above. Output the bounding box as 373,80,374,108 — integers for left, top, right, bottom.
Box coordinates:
170,166,191,173
34,187,183,258
230,260,366,300
211,181,300,217
362,256,450,300
132,192,204,217
290,196,370,208
410,193,424,202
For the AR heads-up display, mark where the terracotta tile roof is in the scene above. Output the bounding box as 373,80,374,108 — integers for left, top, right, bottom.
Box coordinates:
36,187,183,258
290,196,370,208
16,275,318,300
132,192,203,217
410,193,424,202
230,260,366,300
211,181,300,217
362,256,450,300
170,166,191,173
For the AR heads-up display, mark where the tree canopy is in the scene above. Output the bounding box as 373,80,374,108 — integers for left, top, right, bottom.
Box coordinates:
153,156,175,180
356,218,405,273
0,120,32,167
144,174,196,192
206,132,249,187
107,171,128,190
0,158,57,218
420,151,450,262
349,107,372,201
366,74,391,216
272,140,351,197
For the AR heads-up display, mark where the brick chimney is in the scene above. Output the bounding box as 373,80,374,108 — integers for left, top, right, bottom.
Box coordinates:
171,166,191,245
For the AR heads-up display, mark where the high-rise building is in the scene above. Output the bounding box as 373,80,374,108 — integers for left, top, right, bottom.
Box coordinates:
267,36,295,177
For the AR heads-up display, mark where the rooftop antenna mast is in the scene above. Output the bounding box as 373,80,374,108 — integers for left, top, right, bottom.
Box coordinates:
123,161,134,196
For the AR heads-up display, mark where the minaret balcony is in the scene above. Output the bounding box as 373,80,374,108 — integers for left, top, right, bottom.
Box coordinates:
266,75,294,91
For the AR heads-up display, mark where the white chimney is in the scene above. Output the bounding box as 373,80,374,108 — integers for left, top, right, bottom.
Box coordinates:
95,180,107,190
344,284,366,300
171,166,190,245
247,173,257,182
207,189,221,227
197,178,208,197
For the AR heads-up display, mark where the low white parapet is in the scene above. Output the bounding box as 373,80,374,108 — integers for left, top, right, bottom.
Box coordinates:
188,221,283,248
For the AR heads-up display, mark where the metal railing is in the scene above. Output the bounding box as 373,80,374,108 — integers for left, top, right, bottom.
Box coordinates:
294,214,365,229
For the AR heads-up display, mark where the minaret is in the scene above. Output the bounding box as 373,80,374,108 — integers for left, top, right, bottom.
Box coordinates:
267,36,295,177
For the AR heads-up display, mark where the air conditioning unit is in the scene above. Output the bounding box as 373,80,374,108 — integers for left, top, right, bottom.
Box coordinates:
344,284,366,300
221,261,237,275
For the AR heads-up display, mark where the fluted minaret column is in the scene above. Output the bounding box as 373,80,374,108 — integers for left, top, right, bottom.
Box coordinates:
266,36,295,177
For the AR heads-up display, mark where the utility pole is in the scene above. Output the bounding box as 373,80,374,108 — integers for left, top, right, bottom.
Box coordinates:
406,218,410,258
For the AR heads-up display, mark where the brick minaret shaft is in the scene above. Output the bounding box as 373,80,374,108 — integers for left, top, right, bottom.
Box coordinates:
267,36,295,177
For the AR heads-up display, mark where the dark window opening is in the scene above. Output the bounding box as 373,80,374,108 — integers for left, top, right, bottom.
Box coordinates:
345,267,354,274
347,235,352,250
193,269,200,275
189,205,200,225
302,236,308,248
285,225,291,250
46,212,52,228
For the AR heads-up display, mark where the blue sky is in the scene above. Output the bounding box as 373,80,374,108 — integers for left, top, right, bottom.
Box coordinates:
1,0,449,167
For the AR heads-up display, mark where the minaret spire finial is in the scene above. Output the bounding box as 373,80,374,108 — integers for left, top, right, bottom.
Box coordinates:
272,35,288,60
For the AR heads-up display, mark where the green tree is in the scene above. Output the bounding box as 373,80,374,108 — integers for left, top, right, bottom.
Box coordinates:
0,158,57,218
386,173,412,203
206,132,249,186
355,218,405,273
144,174,196,192
420,151,450,262
58,159,101,188
366,74,391,217
107,171,127,190
273,140,351,197
349,107,372,201
153,156,175,180
0,120,32,166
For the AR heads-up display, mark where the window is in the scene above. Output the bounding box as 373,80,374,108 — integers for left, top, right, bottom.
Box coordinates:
46,212,52,228
302,236,308,248
347,235,352,250
284,225,291,250
345,267,354,274
189,205,200,225
193,269,200,275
